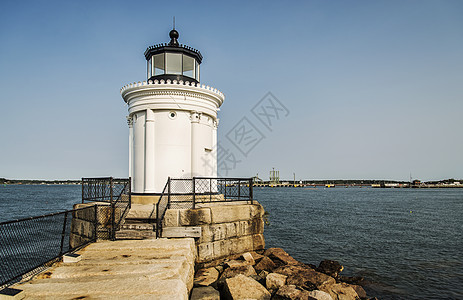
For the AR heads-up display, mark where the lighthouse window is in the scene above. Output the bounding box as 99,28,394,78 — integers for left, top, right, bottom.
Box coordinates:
166,53,182,75
147,58,152,78
182,55,195,78
195,61,200,81
153,54,165,76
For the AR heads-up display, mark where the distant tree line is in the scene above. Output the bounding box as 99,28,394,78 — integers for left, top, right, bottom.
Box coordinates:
0,178,81,185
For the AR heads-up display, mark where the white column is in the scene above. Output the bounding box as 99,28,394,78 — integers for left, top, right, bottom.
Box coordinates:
133,111,145,193
212,119,218,178
144,109,155,193
127,116,134,186
191,111,201,177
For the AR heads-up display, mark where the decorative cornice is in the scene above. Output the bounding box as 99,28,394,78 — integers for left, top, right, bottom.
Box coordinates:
126,116,133,127
120,79,224,100
190,111,201,123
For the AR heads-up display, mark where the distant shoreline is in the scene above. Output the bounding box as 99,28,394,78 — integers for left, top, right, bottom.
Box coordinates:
0,179,80,185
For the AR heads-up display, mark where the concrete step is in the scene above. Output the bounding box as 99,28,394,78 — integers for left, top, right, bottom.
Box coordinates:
117,220,157,240
125,204,157,220
115,229,157,240
120,222,156,231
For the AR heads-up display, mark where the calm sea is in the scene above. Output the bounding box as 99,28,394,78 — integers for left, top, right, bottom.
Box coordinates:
256,187,463,300
0,185,82,222
0,185,462,299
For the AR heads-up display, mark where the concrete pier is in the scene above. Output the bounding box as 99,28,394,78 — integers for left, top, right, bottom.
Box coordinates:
13,238,196,299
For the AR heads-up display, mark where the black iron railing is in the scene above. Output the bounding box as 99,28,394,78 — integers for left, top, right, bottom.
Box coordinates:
155,181,170,238
155,177,253,238
81,177,131,240
0,205,97,288
168,177,253,209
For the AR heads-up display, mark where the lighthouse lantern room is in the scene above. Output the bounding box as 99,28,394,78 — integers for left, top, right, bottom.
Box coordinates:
121,29,224,195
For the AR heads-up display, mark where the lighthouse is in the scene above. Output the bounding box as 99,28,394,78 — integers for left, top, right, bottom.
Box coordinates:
121,29,224,195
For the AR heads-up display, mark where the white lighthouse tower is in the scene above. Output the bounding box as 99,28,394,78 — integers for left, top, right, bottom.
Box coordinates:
121,29,224,195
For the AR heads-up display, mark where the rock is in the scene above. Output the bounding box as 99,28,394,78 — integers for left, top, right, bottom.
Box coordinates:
215,265,224,274
250,274,267,286
350,285,367,298
255,256,277,272
225,259,250,268
320,283,359,300
258,270,269,280
224,274,271,300
242,252,256,265
266,272,287,291
264,248,299,266
248,251,265,261
307,290,333,300
273,285,316,300
316,260,343,279
217,265,257,286
190,286,220,300
273,265,336,291
338,275,364,285
194,267,220,287
307,263,318,270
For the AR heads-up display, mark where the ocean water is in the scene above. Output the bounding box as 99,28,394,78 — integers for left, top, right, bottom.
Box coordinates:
256,187,463,300
1,185,462,299
0,185,81,222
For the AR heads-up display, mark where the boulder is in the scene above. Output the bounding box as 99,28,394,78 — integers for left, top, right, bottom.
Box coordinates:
225,259,251,268
307,290,333,300
273,265,336,291
264,248,299,266
338,275,364,285
273,285,316,300
224,274,271,300
248,251,265,261
194,267,220,287
320,283,359,300
255,256,277,272
250,273,267,286
242,252,256,265
316,260,343,279
258,270,269,279
350,285,367,298
218,265,257,286
266,272,287,291
215,265,224,274
190,286,220,300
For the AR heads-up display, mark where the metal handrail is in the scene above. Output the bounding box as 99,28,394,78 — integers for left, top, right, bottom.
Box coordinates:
155,179,170,238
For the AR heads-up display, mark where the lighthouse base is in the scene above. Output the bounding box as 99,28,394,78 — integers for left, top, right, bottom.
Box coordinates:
131,195,160,205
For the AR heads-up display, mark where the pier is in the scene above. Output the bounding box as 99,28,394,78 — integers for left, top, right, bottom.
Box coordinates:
12,239,196,299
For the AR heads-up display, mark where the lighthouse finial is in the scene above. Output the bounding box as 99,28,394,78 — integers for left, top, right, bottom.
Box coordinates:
169,19,179,46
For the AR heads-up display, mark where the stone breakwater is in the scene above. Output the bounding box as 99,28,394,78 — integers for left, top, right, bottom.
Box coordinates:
191,247,376,300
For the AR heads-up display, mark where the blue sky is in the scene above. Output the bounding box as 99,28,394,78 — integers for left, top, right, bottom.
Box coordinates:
0,0,462,181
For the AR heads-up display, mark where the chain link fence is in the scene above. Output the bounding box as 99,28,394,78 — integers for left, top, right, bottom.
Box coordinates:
168,177,253,209
0,205,97,288
81,177,131,240
155,177,253,238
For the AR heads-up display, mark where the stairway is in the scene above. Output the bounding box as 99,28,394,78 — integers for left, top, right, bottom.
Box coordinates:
115,204,158,240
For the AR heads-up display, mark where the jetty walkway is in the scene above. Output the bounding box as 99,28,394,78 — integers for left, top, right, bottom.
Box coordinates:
13,238,195,299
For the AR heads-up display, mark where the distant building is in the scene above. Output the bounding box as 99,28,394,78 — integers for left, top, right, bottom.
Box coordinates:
269,168,280,185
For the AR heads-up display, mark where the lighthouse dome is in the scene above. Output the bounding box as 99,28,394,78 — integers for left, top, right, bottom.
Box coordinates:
144,29,202,83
